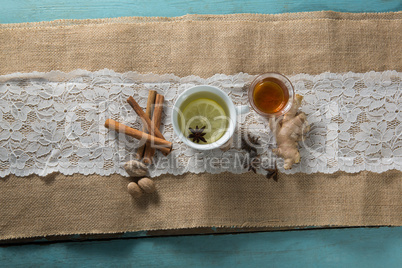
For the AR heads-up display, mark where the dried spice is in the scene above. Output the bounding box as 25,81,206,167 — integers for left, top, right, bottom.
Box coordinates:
249,134,260,146
265,166,278,181
138,177,156,193
188,126,207,143
241,132,260,173
241,133,259,154
241,132,279,181
269,94,310,169
248,157,260,173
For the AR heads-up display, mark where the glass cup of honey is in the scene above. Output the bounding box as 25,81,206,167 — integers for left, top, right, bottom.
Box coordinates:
248,72,294,117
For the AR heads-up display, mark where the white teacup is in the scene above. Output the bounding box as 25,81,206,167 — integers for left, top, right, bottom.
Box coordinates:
172,85,249,150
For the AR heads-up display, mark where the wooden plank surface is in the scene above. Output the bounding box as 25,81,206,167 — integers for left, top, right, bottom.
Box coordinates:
1,227,401,267
1,0,401,23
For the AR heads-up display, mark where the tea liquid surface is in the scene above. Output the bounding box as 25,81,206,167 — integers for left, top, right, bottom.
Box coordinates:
178,92,229,144
253,79,289,114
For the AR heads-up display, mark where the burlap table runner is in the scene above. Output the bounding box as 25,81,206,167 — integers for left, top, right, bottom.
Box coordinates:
0,11,401,241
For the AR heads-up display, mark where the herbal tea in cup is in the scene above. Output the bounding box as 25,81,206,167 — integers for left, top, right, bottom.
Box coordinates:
179,93,228,144
248,73,294,117
172,85,249,150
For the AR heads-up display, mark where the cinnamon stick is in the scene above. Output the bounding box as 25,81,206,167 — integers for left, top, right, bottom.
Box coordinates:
136,90,157,159
143,94,164,164
105,119,172,155
127,96,166,141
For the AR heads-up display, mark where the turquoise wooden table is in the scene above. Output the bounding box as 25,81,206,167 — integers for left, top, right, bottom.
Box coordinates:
1,0,401,267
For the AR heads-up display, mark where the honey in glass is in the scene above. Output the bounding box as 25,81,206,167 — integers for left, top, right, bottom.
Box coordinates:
253,79,289,113
248,73,294,117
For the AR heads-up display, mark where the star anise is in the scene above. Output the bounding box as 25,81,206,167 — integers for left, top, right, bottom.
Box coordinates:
265,159,278,181
241,132,279,181
188,126,207,143
248,157,261,173
241,132,260,173
241,133,260,154
265,168,278,181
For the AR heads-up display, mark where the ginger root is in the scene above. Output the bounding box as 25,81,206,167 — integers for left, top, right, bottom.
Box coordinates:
269,94,310,170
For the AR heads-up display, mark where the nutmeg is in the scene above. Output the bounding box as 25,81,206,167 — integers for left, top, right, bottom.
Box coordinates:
127,182,142,198
137,177,156,193
124,160,148,177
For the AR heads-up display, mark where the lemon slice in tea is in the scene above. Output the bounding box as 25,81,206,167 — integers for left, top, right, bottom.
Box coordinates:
182,98,227,144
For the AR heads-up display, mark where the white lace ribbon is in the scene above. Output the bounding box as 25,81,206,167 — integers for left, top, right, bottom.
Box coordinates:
0,69,401,177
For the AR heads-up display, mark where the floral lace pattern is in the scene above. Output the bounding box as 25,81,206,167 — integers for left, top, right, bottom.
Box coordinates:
0,69,401,177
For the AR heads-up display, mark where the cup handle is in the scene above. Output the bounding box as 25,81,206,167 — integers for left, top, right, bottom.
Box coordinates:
236,105,250,115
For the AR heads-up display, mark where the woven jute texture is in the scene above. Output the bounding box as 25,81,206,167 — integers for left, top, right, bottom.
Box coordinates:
0,11,401,241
